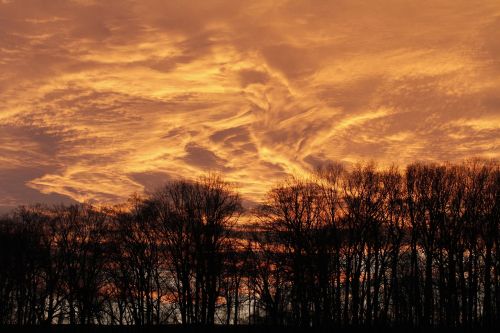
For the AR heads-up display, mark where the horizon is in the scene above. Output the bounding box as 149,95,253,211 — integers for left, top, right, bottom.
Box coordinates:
0,158,498,215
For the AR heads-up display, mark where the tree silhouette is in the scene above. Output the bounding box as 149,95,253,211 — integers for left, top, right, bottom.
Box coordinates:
0,163,499,329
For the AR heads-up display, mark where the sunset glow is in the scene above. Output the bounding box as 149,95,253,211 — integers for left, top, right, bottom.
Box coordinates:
1,0,499,209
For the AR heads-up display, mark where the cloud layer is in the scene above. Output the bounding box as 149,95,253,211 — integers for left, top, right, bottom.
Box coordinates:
1,0,499,209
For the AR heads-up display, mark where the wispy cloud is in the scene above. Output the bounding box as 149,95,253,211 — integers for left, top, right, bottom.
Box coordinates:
0,0,499,208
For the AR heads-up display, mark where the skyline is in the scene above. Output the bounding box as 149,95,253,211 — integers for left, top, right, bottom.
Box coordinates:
1,0,500,210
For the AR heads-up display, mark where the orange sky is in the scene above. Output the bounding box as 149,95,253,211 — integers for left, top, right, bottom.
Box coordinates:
1,0,499,210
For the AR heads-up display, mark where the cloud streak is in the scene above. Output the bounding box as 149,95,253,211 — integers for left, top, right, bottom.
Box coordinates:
1,0,499,209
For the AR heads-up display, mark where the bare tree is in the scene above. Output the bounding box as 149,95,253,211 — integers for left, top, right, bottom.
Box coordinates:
151,175,242,325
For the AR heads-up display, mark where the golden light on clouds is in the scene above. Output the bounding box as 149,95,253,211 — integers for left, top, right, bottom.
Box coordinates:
1,0,499,209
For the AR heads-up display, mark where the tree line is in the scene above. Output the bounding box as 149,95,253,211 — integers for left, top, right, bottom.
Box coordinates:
0,161,499,329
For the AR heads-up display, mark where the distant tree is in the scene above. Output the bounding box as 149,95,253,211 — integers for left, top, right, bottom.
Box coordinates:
150,175,242,325
110,196,167,325
0,216,21,324
257,177,330,327
52,204,109,324
379,167,406,325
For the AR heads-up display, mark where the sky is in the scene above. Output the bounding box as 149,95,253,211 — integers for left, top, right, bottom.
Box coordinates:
1,0,499,210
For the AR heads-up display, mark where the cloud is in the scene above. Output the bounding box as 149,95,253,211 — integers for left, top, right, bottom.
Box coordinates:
238,69,269,87
210,126,251,145
0,166,77,212
182,142,231,171
0,0,499,208
128,171,174,193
